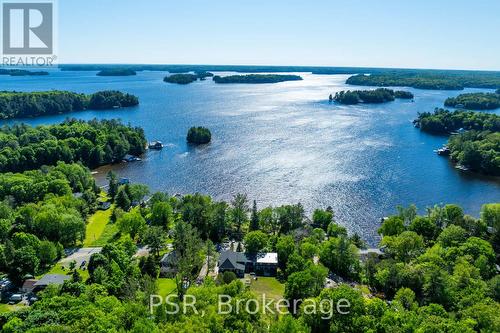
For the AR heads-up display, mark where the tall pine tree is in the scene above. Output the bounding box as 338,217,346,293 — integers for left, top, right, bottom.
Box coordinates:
250,200,260,231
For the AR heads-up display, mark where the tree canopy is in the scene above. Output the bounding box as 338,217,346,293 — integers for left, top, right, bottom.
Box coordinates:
213,74,303,84
332,88,413,104
346,72,500,90
445,92,500,110
0,90,139,119
0,118,146,172
186,126,211,144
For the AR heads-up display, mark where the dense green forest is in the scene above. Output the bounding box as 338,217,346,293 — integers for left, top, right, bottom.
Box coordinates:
448,131,500,175
0,90,139,119
0,118,146,172
163,72,214,84
0,119,497,332
414,109,500,175
0,162,97,284
331,88,413,104
195,71,214,80
186,126,211,144
394,90,414,99
213,74,303,84
163,74,199,85
346,72,500,90
96,69,137,76
0,69,48,76
0,174,498,331
444,92,500,110
414,108,500,134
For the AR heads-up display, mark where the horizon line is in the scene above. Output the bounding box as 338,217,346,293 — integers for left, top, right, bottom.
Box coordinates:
49,63,500,73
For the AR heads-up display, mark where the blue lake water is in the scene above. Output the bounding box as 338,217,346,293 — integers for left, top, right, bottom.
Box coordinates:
1,69,499,245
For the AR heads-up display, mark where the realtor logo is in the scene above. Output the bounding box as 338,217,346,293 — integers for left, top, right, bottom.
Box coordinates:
2,2,53,54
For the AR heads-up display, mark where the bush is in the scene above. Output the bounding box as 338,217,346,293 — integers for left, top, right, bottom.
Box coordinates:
222,271,237,284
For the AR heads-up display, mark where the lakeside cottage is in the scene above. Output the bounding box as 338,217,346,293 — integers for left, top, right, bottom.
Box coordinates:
33,274,70,291
217,250,278,277
160,251,179,277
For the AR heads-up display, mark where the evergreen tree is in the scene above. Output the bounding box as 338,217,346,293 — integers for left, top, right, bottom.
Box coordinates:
115,187,131,211
250,200,260,231
107,171,118,201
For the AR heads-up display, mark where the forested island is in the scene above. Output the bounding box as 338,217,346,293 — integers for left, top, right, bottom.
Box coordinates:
346,72,500,90
444,92,500,110
196,71,214,80
163,72,214,84
0,90,139,119
163,73,199,84
0,69,48,76
331,88,413,104
186,126,211,144
415,109,500,175
0,118,146,172
213,74,303,84
96,69,137,76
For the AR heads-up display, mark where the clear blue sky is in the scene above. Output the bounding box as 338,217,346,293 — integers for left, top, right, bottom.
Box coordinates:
59,0,500,70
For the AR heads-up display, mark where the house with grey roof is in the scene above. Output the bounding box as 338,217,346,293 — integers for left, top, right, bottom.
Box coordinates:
218,251,249,277
160,251,179,277
33,274,70,291
218,250,278,277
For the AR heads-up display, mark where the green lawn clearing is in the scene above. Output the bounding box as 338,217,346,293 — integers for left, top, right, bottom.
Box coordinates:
36,263,90,281
84,208,113,247
157,278,177,298
249,277,285,302
0,303,27,313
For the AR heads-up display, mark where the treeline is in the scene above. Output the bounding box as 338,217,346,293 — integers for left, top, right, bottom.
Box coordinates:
2,182,500,332
444,92,500,110
346,72,500,90
331,88,413,104
213,74,303,84
448,131,500,175
0,90,139,119
163,74,198,84
0,118,146,172
0,162,98,284
96,69,137,76
414,108,500,134
414,109,500,175
163,72,214,84
276,203,500,332
0,69,48,76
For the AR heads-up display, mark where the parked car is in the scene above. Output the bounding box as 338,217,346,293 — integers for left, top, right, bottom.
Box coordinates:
8,294,22,303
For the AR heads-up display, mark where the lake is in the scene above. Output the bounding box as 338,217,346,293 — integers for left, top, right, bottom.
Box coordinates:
1,69,499,245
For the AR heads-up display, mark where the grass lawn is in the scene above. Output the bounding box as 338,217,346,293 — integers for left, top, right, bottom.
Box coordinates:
84,207,113,247
0,303,27,313
249,277,285,302
36,263,90,281
157,278,176,298
91,220,119,247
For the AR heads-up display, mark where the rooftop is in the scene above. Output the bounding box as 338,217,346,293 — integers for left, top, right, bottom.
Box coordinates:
256,252,278,264
34,274,70,287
